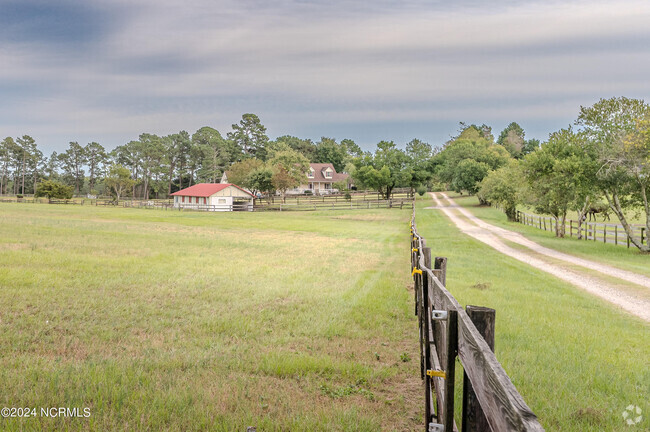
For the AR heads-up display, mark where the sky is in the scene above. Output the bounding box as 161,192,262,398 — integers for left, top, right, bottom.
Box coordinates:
1,0,649,153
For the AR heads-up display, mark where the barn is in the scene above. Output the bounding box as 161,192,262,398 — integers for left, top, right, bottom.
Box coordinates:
170,183,254,211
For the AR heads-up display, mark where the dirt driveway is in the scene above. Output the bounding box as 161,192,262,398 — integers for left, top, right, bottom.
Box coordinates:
429,192,650,322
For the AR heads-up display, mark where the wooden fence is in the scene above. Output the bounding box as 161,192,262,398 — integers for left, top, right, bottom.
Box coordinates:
411,212,544,432
254,198,413,212
516,211,647,248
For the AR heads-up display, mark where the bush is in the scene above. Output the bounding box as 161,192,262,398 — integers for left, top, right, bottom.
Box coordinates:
344,192,351,201
16,194,23,199
416,185,427,196
35,180,73,199
304,190,313,195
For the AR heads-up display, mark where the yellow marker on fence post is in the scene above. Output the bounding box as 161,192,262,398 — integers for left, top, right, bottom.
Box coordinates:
412,248,418,252
412,267,422,277
427,369,446,379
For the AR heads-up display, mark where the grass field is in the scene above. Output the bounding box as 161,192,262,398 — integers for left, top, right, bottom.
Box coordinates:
0,203,420,431
414,196,649,431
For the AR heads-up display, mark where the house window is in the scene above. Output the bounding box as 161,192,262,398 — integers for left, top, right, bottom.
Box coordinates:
308,169,314,178
203,197,206,204
218,198,227,204
182,196,185,203
308,183,313,190
325,183,331,190
325,169,332,178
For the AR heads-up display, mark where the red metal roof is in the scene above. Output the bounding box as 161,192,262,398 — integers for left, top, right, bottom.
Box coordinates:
170,183,253,197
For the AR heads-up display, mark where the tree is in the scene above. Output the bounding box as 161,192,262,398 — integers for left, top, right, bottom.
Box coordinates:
58,141,87,194
85,142,107,193
35,180,73,199
0,137,18,195
352,141,410,198
164,131,191,193
272,136,317,161
523,127,595,237
434,126,511,194
246,166,275,198
341,139,363,158
576,97,650,251
105,165,135,203
135,134,165,200
405,138,434,195
16,135,37,194
315,137,348,172
193,127,235,184
478,161,525,221
497,122,526,158
522,138,540,156
227,113,269,160
226,158,264,187
269,148,309,202
452,159,490,196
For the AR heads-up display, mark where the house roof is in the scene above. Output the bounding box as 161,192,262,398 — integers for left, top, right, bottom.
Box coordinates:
170,183,254,197
308,163,349,183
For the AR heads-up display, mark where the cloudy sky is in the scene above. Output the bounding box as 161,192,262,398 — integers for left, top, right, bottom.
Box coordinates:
1,0,649,153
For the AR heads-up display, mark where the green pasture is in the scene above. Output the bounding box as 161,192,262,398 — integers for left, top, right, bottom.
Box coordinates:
0,203,419,431
415,197,649,431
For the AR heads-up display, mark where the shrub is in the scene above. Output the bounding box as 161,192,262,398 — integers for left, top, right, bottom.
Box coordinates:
416,185,427,196
344,192,351,201
34,180,73,199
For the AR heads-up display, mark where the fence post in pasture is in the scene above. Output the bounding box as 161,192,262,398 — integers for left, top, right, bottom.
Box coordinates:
434,257,447,287
604,225,607,244
615,226,618,245
642,228,646,246
443,309,458,432
461,306,496,432
593,224,596,242
422,247,434,430
570,220,573,237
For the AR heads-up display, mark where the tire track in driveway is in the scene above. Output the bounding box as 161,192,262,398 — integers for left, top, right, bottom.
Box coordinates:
429,192,650,322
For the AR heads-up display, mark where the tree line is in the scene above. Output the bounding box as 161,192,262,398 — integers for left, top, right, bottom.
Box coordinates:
0,114,364,199
0,113,439,203
435,97,649,253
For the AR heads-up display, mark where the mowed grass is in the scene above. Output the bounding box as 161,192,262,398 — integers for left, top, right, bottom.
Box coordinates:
0,203,420,431
415,198,649,432
445,194,650,277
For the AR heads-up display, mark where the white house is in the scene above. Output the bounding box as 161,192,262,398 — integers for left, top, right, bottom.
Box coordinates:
288,163,350,195
171,183,254,211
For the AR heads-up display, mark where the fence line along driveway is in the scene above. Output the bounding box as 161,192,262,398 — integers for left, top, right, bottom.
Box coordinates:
516,210,647,248
430,192,650,322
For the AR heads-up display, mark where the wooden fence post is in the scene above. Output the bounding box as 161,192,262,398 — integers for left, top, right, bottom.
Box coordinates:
444,309,458,432
462,306,496,432
434,257,447,287
422,247,433,430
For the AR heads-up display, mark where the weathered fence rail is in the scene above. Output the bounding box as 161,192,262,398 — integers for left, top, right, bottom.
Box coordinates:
516,210,647,248
255,198,413,211
411,211,544,432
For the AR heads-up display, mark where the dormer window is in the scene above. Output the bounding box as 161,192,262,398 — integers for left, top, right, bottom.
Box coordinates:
324,168,332,178
308,168,315,178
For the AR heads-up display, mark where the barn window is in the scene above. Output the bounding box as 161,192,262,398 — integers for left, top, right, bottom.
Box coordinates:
203,197,206,204
182,196,185,203
218,198,226,204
